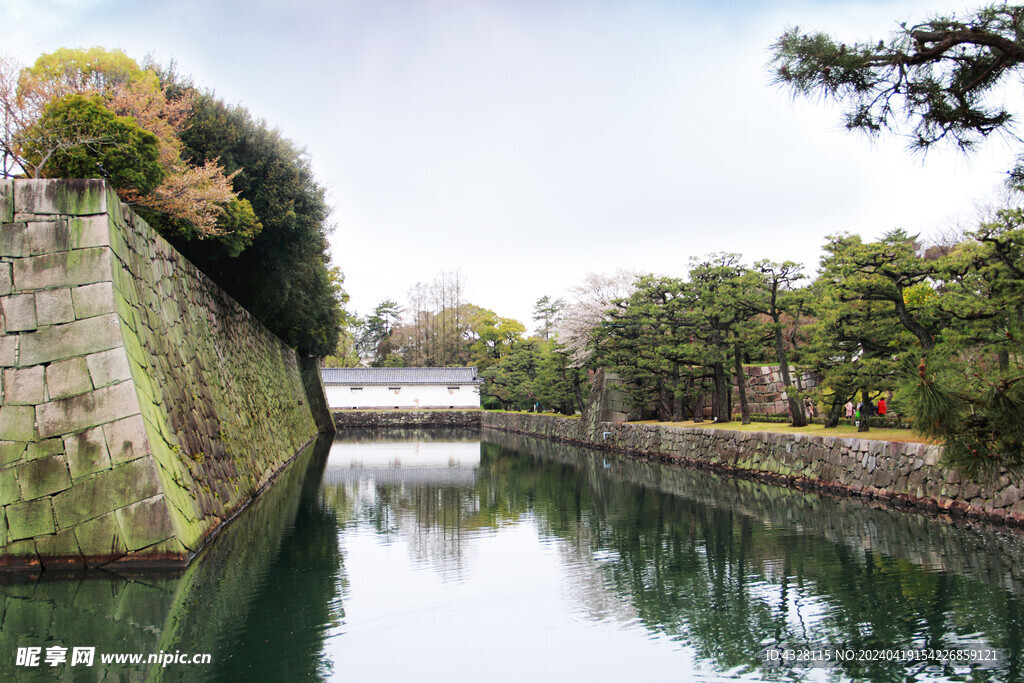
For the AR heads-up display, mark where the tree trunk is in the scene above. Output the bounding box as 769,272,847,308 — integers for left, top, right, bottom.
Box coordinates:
774,319,806,427
671,365,684,421
733,343,750,424
712,362,730,423
657,378,671,421
858,386,870,432
573,375,588,421
824,391,845,428
692,391,704,423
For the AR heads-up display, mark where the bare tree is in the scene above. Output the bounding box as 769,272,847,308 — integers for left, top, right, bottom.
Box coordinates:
0,54,29,176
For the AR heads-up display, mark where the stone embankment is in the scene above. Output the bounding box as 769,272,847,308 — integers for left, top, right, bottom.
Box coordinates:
0,179,329,570
482,412,1024,527
333,409,482,430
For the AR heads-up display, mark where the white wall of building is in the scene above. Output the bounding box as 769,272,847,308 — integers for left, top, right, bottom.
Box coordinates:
325,383,480,409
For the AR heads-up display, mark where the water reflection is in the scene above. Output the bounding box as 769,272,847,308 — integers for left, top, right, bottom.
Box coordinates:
4,429,1024,681
0,435,341,682
481,432,1024,681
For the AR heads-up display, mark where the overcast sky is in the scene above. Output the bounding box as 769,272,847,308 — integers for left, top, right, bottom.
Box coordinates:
1,0,1017,329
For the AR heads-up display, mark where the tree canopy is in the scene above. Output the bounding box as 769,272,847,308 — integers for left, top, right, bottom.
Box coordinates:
771,4,1024,163
22,93,163,193
770,3,1024,477
1,48,257,248
1,47,342,358
167,88,341,357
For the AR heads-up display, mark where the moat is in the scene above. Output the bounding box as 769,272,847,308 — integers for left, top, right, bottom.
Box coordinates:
3,428,1024,682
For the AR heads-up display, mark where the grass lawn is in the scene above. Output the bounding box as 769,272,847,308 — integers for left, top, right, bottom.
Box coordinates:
633,420,938,444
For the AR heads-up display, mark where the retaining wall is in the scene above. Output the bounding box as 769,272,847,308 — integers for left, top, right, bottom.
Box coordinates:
332,409,482,430
0,179,324,570
481,411,1024,527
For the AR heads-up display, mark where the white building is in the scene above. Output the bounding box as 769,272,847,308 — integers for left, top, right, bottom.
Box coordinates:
321,367,483,410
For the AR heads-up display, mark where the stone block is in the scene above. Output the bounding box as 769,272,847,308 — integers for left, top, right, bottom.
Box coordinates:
0,262,11,296
27,220,71,255
112,535,190,566
85,347,132,388
36,380,140,439
115,495,175,551
64,426,111,480
0,222,26,257
0,441,26,467
18,312,123,366
2,293,38,332
0,336,15,367
109,577,173,630
102,414,151,464
11,247,111,292
26,438,62,461
68,215,110,249
71,281,115,319
35,528,83,569
45,357,93,400
0,539,39,570
17,454,72,500
74,511,126,565
0,178,11,222
0,464,21,504
0,405,34,441
51,456,160,527
35,288,75,326
6,497,55,539
4,365,45,405
13,179,107,216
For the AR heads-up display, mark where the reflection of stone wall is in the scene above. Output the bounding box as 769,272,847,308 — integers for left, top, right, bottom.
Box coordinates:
0,436,333,681
332,410,481,430
482,412,1024,527
486,430,1024,593
0,179,322,569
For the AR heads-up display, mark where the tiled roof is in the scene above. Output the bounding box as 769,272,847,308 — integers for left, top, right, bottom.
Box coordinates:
321,366,482,385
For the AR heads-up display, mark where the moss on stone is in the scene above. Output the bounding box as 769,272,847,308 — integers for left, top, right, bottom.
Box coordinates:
7,497,56,539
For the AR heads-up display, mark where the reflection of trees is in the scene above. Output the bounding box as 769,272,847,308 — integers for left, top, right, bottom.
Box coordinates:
481,433,1024,681
203,491,344,681
303,429,1024,680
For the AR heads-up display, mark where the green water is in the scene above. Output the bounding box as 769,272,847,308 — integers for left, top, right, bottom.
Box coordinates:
3,429,1024,682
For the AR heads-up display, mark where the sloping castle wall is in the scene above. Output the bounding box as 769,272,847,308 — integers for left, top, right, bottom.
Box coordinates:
0,179,323,569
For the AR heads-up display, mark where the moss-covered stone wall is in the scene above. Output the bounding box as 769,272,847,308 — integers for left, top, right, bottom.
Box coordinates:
0,179,322,569
482,411,1024,528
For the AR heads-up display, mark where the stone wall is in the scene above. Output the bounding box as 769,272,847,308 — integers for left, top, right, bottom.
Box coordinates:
735,365,819,415
593,366,822,420
332,409,482,430
481,411,1024,527
0,179,323,569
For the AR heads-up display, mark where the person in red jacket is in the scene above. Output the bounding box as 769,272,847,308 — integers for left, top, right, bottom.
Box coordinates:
877,397,887,416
